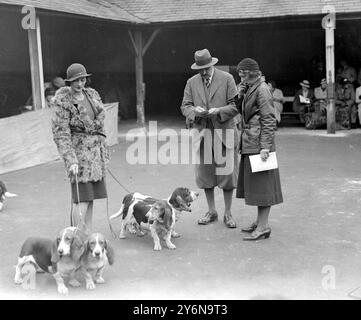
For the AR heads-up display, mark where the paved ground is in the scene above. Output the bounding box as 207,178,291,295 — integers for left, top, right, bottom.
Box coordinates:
1,118,361,300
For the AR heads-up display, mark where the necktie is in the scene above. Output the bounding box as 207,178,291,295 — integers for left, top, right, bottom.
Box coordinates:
205,78,211,88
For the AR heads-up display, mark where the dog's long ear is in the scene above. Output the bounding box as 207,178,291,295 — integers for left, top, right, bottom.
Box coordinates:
176,195,191,212
105,240,115,266
71,234,86,261
162,207,173,230
51,238,60,264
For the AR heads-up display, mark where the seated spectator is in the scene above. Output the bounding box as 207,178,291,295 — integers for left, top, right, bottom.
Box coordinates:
337,60,357,87
293,80,314,123
267,80,284,124
355,82,361,126
23,76,65,111
305,79,327,130
335,78,356,129
45,87,56,108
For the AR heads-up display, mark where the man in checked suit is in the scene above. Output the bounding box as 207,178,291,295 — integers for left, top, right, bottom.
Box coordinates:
181,49,239,228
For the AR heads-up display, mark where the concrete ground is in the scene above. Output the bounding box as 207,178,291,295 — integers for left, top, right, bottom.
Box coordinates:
1,118,361,300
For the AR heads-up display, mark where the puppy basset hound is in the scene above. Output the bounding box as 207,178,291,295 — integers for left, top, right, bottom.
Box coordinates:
110,187,199,250
0,180,17,212
14,227,87,295
79,233,114,290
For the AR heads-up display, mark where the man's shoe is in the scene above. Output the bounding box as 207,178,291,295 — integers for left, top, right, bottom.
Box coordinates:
224,215,237,228
198,211,218,225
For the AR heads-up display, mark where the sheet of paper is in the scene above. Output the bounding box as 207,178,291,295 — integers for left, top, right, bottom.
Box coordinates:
299,95,310,104
249,152,278,173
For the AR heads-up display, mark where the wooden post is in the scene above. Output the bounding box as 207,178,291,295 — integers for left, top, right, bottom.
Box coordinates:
134,30,145,127
128,29,160,127
322,9,336,134
28,14,45,110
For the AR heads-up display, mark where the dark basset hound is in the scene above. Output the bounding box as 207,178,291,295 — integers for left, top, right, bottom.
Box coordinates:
0,180,17,211
79,233,114,290
14,227,87,295
109,187,199,250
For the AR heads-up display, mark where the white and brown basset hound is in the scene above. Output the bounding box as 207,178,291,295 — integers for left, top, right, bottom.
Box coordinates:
110,187,199,250
14,227,87,295
79,233,114,290
0,180,17,211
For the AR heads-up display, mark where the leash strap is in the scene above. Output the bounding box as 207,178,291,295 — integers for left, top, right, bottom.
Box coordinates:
107,168,132,194
106,197,117,239
70,173,82,229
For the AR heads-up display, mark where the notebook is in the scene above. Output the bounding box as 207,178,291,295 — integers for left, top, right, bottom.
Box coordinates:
249,152,278,173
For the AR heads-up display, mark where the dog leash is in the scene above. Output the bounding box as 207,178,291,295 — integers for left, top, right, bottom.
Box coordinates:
70,173,82,230
106,168,135,239
107,168,132,194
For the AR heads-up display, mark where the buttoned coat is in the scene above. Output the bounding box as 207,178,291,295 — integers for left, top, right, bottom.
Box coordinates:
237,78,277,154
52,87,109,183
180,68,239,150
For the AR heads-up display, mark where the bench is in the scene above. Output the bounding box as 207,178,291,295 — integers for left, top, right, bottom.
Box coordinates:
281,96,299,118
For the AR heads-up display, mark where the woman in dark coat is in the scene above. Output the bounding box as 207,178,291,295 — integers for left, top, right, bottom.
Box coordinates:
52,63,109,232
235,58,283,241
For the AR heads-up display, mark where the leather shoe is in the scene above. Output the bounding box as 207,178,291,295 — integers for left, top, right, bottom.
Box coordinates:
198,211,218,225
243,228,271,241
223,215,237,228
241,222,258,233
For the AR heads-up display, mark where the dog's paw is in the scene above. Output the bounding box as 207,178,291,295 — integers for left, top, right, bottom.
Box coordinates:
95,277,105,284
57,285,69,295
171,231,181,238
69,279,81,287
14,277,23,285
128,224,137,235
137,230,147,237
86,281,96,290
118,233,127,239
167,243,177,250
154,243,162,251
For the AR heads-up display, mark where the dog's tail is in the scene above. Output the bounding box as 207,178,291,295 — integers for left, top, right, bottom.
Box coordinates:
109,203,124,220
5,192,17,198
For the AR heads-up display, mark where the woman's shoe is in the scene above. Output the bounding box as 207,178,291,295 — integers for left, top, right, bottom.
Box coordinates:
241,222,258,233
243,228,271,241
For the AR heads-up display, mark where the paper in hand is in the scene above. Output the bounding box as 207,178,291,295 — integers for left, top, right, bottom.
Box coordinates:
249,152,278,173
299,95,310,104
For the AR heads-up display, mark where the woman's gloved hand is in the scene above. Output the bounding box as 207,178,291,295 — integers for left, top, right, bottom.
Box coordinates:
260,149,270,162
69,163,79,175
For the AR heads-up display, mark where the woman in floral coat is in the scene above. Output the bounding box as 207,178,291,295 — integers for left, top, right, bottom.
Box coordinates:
52,63,109,232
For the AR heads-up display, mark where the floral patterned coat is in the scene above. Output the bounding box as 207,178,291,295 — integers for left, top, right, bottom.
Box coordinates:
51,86,109,183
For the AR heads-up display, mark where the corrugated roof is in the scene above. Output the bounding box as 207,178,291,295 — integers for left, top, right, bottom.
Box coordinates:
0,0,146,23
1,0,360,24
118,0,361,23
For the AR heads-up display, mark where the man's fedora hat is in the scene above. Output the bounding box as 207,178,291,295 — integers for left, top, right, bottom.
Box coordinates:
191,49,218,70
65,63,92,82
299,80,310,88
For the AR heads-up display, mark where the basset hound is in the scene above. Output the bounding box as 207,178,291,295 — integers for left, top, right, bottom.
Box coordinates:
0,180,17,212
14,227,87,295
110,187,199,250
79,233,114,290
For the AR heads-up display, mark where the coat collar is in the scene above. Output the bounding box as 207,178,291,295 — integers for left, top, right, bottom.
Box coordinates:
196,68,224,105
245,77,263,101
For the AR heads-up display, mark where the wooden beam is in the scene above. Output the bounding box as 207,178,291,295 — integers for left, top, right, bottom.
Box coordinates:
128,29,139,57
134,30,145,127
28,14,45,110
142,28,160,56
